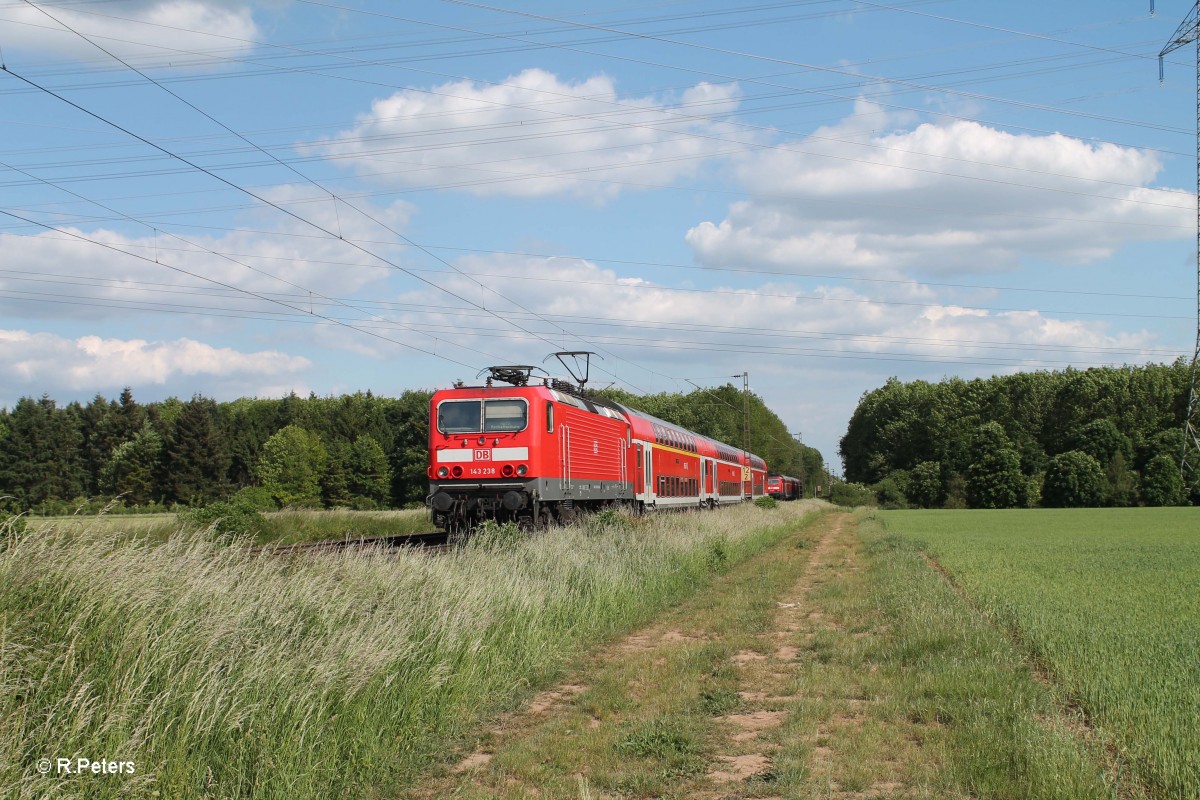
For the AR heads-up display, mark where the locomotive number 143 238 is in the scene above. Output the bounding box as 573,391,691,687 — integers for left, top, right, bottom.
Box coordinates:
468,466,498,476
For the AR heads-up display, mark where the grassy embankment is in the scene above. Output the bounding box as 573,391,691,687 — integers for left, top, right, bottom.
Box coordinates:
22,507,432,545
0,501,821,800
878,507,1200,800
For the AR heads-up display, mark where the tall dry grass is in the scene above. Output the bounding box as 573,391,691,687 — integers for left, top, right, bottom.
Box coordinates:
1,501,822,799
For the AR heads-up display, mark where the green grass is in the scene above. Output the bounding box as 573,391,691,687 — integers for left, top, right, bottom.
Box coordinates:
756,512,1117,800
0,501,818,800
253,507,432,544
878,507,1200,800
21,508,433,546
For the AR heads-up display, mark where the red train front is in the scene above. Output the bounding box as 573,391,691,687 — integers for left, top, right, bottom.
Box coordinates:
426,364,769,532
766,475,803,500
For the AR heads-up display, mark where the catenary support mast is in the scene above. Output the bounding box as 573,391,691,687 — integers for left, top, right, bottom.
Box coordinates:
1159,1,1200,491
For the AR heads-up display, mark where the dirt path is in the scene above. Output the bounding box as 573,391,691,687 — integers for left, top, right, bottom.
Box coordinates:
405,511,941,799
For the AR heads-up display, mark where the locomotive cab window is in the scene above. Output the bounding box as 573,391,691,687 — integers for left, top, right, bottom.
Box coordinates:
437,400,482,434
437,399,528,434
484,399,527,432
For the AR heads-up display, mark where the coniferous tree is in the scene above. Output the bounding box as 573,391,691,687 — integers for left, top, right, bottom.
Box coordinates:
0,396,83,508
347,435,391,507
161,395,229,505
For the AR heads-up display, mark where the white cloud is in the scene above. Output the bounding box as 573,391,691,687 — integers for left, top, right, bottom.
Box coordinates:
0,329,310,399
0,190,414,322
1,1,260,64
388,253,1167,375
687,102,1193,276
312,69,747,200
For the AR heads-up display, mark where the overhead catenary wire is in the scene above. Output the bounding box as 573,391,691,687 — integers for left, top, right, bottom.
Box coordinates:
1,0,1193,217
0,61,663,395
2,286,1176,372
12,1,671,393
5,231,1191,303
1,228,1189,322
0,1,1185,412
0,203,486,370
1,266,1185,358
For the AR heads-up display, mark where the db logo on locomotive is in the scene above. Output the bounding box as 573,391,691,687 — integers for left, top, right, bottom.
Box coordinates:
473,449,491,461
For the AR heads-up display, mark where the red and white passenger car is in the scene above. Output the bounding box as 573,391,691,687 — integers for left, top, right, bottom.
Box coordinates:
426,369,768,532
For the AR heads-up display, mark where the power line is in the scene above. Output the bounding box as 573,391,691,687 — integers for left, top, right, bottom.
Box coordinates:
0,62,665,395
3,287,1176,372
0,204,485,370
4,0,1193,216
2,220,1191,322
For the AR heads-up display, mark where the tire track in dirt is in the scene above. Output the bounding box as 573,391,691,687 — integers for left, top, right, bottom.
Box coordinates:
693,512,847,794
405,509,885,799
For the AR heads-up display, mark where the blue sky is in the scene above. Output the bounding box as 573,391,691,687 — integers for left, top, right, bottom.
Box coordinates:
0,0,1195,469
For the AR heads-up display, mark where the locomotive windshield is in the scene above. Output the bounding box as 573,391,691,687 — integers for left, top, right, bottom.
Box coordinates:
438,400,482,433
437,398,528,434
483,399,527,432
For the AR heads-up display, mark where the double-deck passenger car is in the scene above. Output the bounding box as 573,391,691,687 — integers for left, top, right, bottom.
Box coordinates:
426,377,768,532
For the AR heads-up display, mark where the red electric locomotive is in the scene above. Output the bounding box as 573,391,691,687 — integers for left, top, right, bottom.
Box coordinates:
766,475,803,501
426,361,769,532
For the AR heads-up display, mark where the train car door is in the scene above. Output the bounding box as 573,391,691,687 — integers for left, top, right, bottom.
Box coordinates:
635,442,644,499
645,444,655,502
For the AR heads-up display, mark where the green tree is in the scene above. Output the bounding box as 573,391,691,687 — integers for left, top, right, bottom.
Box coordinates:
908,461,944,508
347,435,391,507
0,396,83,508
101,422,163,505
966,422,1024,509
1075,418,1133,465
1042,451,1107,508
254,425,328,508
321,440,352,508
222,398,281,488
1141,453,1185,507
161,395,230,505
388,391,432,506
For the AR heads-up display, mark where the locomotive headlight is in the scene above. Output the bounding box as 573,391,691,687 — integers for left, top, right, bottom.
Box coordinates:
437,466,449,478
501,464,514,477
516,464,528,476
452,466,463,478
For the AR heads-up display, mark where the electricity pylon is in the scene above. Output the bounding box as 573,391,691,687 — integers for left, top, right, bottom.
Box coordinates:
1159,2,1200,493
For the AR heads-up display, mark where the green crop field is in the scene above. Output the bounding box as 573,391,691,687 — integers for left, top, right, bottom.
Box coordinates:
878,508,1200,800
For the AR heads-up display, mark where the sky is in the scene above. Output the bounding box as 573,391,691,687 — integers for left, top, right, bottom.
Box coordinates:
0,0,1196,470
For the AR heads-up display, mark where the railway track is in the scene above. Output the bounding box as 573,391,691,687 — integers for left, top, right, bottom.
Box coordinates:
264,529,450,556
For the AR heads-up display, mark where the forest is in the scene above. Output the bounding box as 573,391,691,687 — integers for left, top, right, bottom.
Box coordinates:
0,383,826,516
839,360,1197,508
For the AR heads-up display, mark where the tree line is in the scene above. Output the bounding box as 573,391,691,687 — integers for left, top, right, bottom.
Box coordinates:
0,388,432,515
839,360,1196,508
0,383,828,515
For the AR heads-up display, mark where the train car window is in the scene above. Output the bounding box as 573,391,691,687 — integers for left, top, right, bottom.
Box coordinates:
483,399,528,432
546,401,554,433
437,400,482,433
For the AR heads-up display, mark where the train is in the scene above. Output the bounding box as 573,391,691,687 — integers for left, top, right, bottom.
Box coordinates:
426,363,768,532
765,475,803,501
